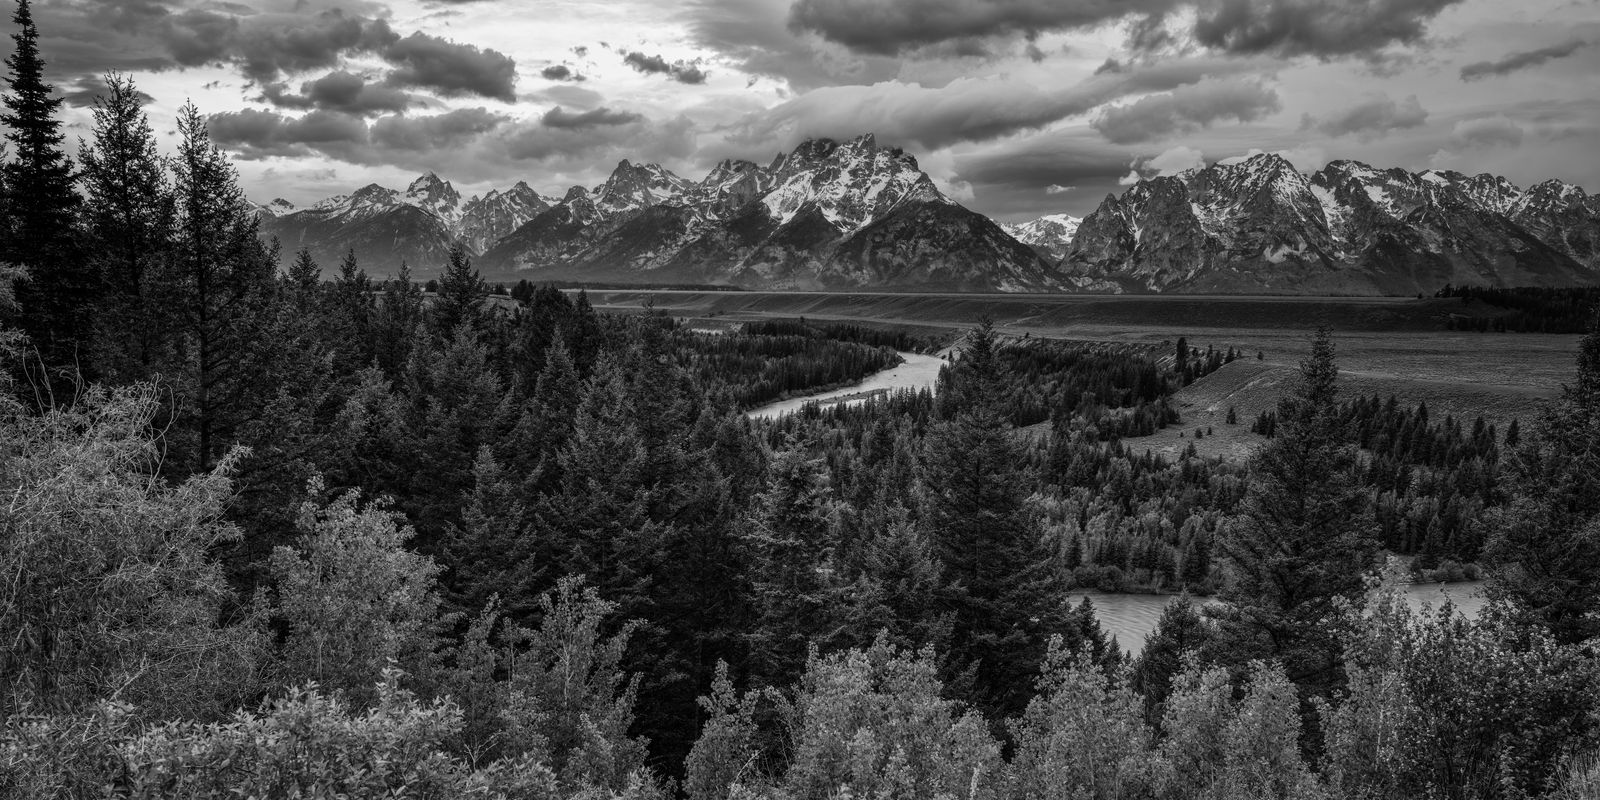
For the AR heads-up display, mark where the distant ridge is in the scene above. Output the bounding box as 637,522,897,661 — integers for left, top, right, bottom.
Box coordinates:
1064,154,1600,295
253,142,1600,295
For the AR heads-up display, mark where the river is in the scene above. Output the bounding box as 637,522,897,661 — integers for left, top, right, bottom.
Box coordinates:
746,351,950,420
1074,581,1489,657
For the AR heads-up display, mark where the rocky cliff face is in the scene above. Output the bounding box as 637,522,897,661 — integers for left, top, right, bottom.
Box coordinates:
1062,154,1600,294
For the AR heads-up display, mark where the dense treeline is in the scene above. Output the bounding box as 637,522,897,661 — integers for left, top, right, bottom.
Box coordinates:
741,317,931,352
1253,394,1505,567
1436,284,1600,333
4,7,1600,799
509,279,745,296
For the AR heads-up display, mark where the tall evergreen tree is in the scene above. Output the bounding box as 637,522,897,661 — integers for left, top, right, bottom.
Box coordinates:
284,249,322,313
433,244,485,333
78,72,173,378
1212,328,1378,714
373,262,423,377
919,322,1065,720
4,0,86,372
741,433,841,686
158,103,281,470
328,249,375,370
1486,311,1600,643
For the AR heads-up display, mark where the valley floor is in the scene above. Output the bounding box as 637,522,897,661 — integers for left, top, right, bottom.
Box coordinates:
596,290,1581,452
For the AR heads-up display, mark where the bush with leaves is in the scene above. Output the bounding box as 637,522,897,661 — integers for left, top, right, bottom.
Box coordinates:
117,668,561,800
683,662,764,800
270,480,447,705
1005,637,1170,800
776,637,1002,800
1318,593,1598,800
495,577,652,794
1160,659,1326,800
0,385,265,721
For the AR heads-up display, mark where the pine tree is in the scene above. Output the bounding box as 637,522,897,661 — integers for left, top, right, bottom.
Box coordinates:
919,322,1063,720
1130,596,1213,720
373,262,423,377
1213,328,1377,719
4,0,87,372
78,72,173,378
1486,311,1600,643
433,244,485,333
157,103,282,471
328,249,375,370
284,249,322,312
741,433,840,686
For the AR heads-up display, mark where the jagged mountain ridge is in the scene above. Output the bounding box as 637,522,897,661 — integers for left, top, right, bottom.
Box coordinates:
256,174,552,273
252,141,1600,294
1063,154,1600,294
251,135,1060,291
475,134,1062,291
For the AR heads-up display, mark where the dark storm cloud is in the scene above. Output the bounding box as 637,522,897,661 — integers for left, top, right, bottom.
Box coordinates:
382,33,518,102
541,65,585,81
60,75,156,108
1091,77,1280,144
717,53,1267,153
955,132,1135,218
371,107,508,151
207,108,370,158
210,106,509,163
262,71,416,116
786,0,1177,57
19,2,517,105
1304,94,1427,139
1460,40,1588,81
24,2,394,79
542,106,646,129
683,0,902,90
233,11,398,82
1190,0,1464,58
206,101,691,183
623,52,709,84
780,0,1462,61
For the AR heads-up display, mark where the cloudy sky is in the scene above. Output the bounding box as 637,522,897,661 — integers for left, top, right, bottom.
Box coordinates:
18,0,1600,221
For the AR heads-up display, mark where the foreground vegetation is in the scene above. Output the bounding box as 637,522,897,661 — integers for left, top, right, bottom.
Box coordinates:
3,4,1600,798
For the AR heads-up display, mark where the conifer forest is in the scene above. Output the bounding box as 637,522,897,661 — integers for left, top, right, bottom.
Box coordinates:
4,2,1600,799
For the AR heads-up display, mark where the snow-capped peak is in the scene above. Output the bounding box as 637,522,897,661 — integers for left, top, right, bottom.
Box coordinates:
1004,214,1082,260
257,198,297,217
404,172,463,222
758,134,937,233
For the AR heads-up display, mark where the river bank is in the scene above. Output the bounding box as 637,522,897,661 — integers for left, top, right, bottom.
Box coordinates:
745,350,949,420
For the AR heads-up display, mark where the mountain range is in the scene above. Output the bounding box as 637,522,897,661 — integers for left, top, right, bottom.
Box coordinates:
254,136,1600,295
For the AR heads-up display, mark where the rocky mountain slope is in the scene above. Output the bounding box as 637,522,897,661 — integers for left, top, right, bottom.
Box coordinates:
252,141,1599,295
253,135,1060,291
476,135,1062,291
256,174,551,273
1062,154,1600,294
